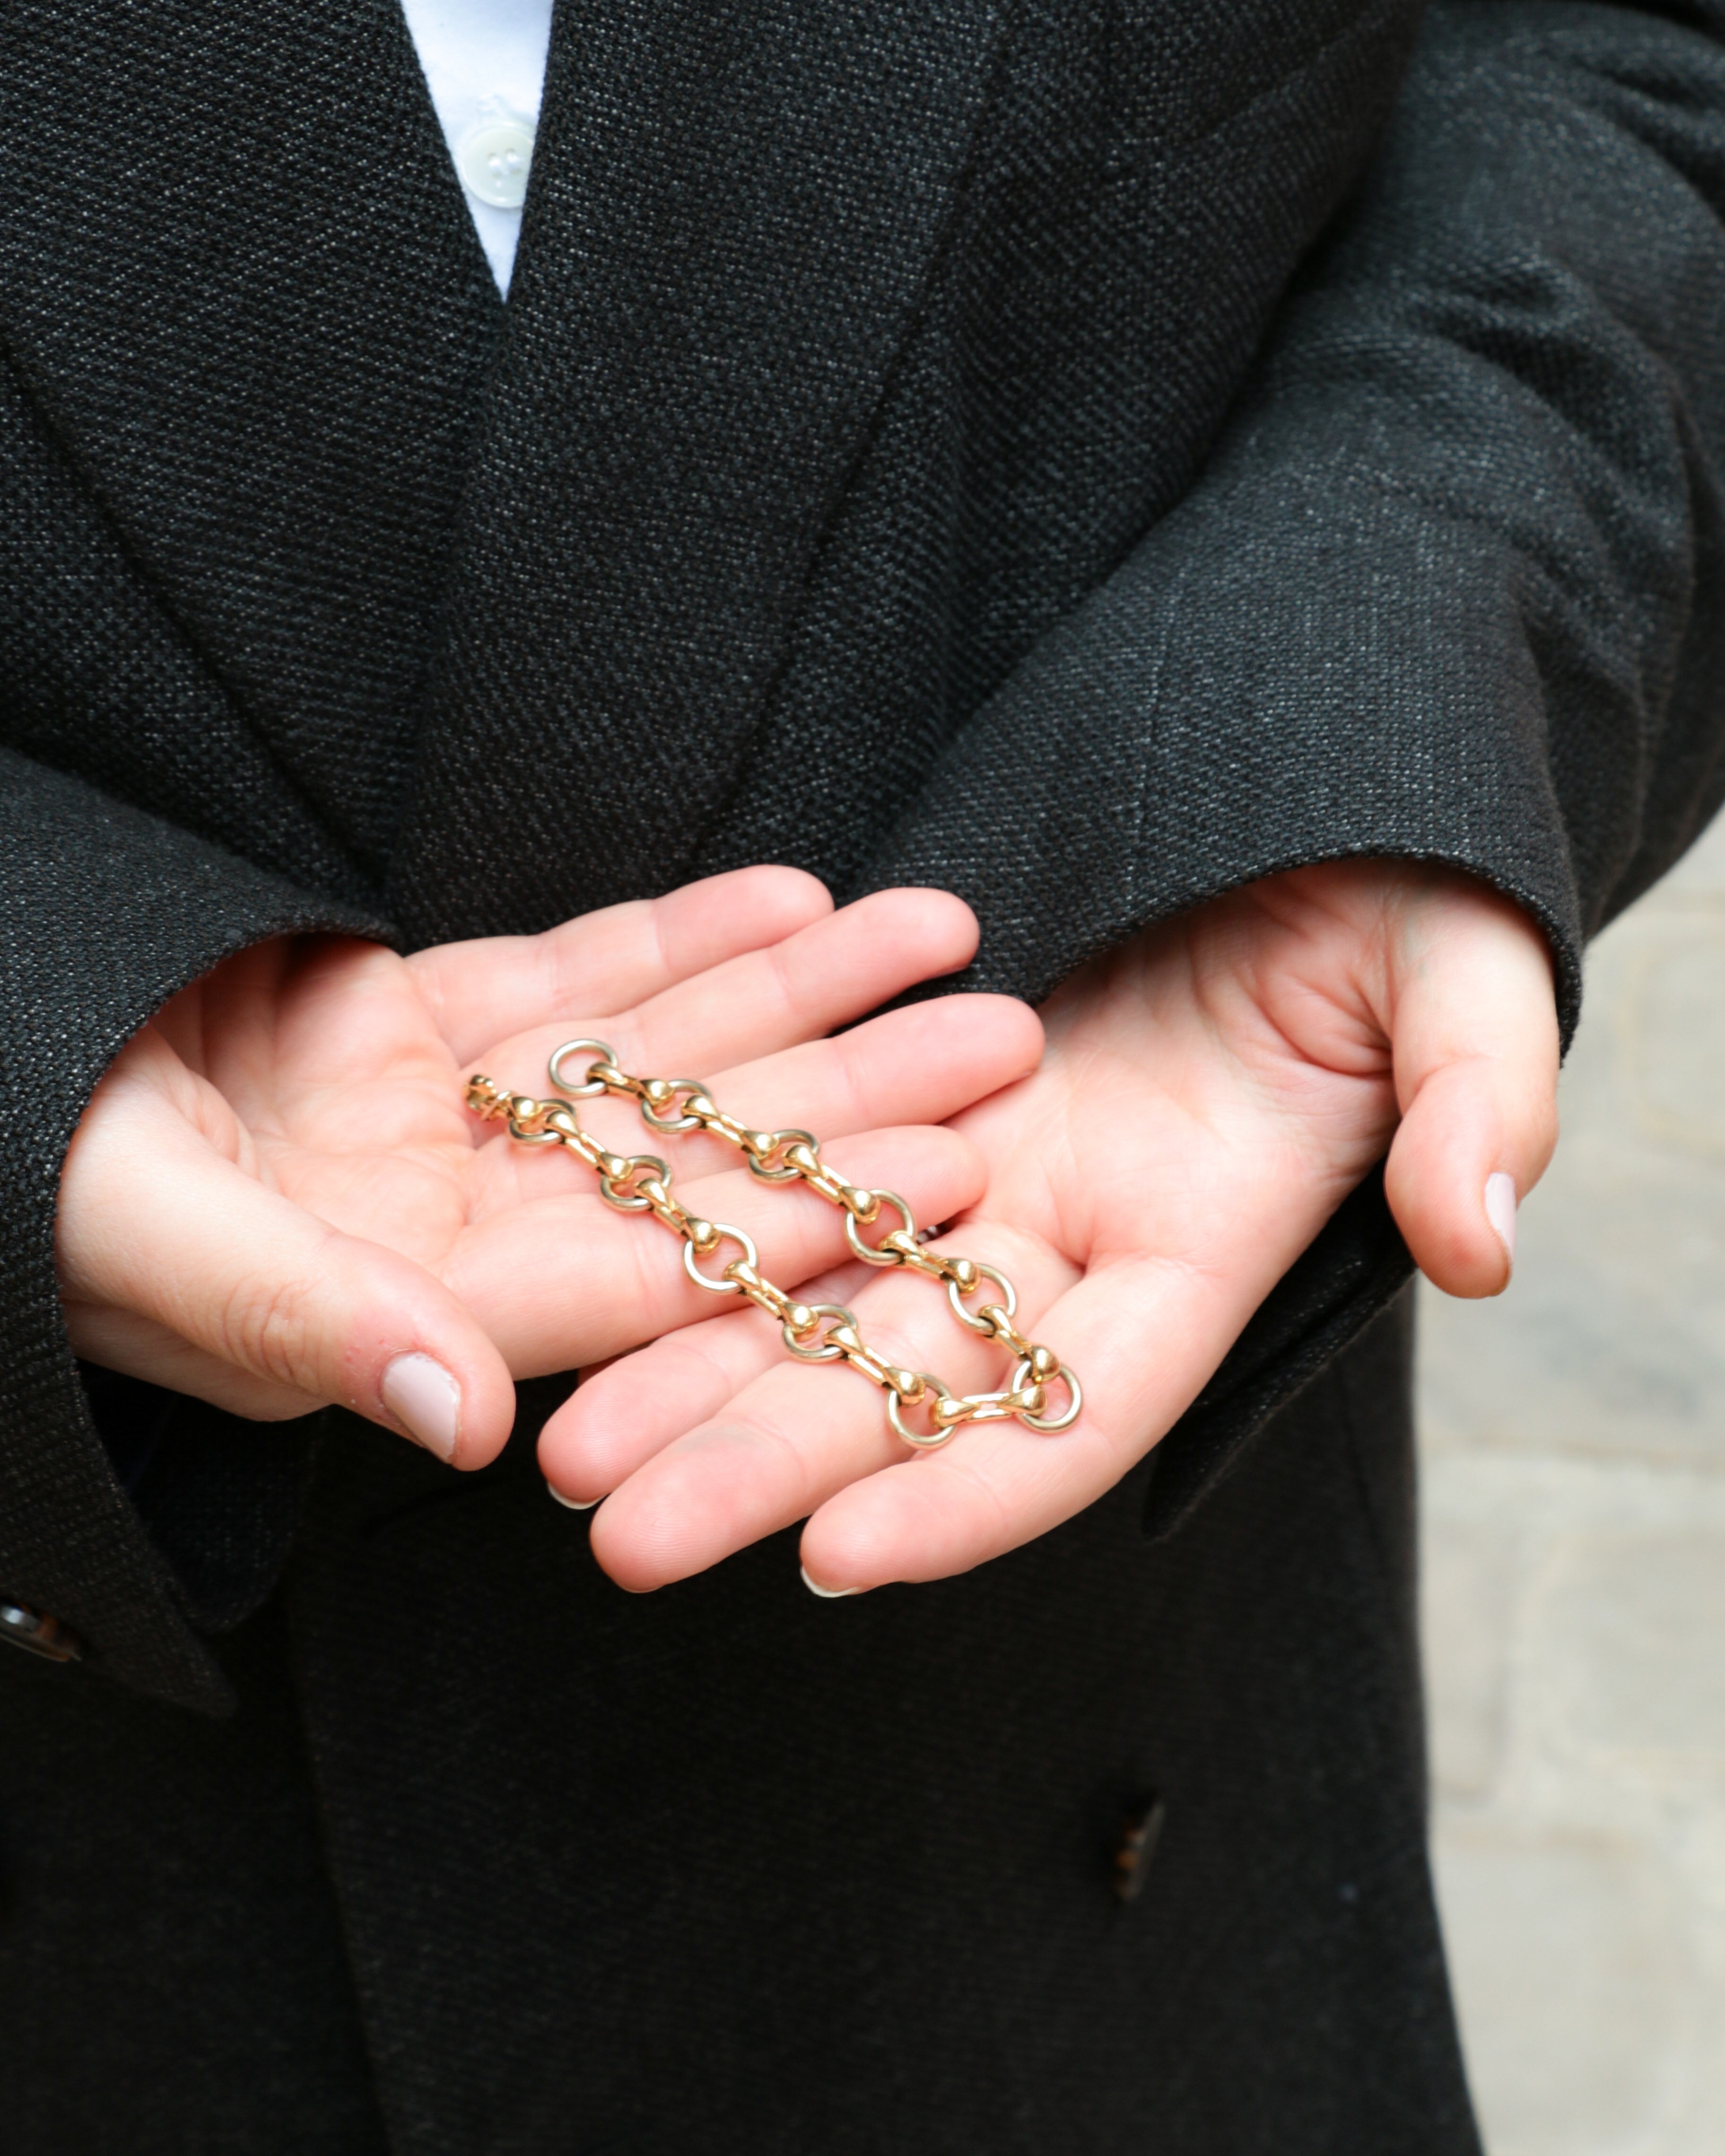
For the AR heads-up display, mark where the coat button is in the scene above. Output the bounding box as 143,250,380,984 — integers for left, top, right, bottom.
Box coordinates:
457,119,534,209
0,1600,83,1663
1113,1795,1166,1904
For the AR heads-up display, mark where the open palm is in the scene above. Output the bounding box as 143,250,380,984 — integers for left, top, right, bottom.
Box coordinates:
57,868,1041,1465
545,861,1559,1588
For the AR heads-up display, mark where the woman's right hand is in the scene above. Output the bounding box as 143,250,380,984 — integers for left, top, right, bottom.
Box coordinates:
55,869,1042,1468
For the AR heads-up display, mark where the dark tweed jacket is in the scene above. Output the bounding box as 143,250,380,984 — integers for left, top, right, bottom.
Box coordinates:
2,0,1724,2149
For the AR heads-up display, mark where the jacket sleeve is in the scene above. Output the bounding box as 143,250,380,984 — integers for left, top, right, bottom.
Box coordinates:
0,756,388,1710
866,0,1725,1529
0,321,401,1708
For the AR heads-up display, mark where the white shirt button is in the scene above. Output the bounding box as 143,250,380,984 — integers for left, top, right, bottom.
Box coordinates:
457,118,535,210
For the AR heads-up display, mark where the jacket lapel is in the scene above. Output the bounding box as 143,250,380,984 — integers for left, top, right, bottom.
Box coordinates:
390,0,1006,943
0,0,501,882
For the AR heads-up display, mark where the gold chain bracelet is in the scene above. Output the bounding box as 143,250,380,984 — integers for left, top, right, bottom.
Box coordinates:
465,1038,1080,1449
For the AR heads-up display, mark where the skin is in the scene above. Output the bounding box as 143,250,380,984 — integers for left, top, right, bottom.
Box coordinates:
59,858,1559,1590
539,860,1560,1593
56,869,1042,1465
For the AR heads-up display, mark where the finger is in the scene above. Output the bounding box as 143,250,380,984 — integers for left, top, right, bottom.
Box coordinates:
1382,883,1560,1297
571,1102,1356,1591
190,937,464,1143
63,1301,329,1422
580,1222,1081,1590
449,1123,986,1375
609,885,981,1075
408,866,833,1061
795,1243,1274,1593
468,993,1045,1208
59,1087,518,1468
538,1248,871,1501
472,887,990,1109
796,902,1559,1587
581,1144,1324,1593
544,1310,790,1510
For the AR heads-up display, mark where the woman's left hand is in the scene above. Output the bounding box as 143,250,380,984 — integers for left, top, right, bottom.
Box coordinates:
542,859,1560,1592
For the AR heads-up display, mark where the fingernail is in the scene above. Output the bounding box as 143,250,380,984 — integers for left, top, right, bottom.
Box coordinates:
1484,1172,1518,1269
800,1564,862,1600
381,1353,461,1463
547,1480,599,1511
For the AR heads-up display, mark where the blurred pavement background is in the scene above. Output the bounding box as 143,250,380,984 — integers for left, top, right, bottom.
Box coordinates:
1419,810,1725,2156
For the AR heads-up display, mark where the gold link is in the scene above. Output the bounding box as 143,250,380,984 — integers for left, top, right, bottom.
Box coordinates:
734,1271,798,1325
687,1098,758,1154
780,1141,867,1213
827,1324,900,1393
465,1049,1082,1449
932,1383,1047,1429
682,1221,758,1295
745,1127,819,1182
563,1126,609,1174
981,1310,1039,1362
782,1303,854,1361
549,1039,619,1098
598,1152,673,1212
639,1078,708,1132
946,1262,1017,1334
505,1093,564,1147
887,1241,950,1282
642,1182,692,1237
843,1189,916,1266
1011,1357,1083,1433
886,1375,957,1449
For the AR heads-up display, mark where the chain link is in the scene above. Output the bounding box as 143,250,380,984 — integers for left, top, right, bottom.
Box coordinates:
466,1039,1081,1449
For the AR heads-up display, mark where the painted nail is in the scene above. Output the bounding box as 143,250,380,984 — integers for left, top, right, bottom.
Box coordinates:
1484,1171,1518,1269
547,1480,599,1511
800,1564,862,1600
381,1353,461,1463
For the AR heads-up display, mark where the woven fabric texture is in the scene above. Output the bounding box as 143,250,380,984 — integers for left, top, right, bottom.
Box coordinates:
0,0,1724,2142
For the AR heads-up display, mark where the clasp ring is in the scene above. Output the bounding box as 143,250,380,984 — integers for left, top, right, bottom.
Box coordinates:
887,1374,958,1449
1012,1358,1082,1433
947,1261,1018,1334
746,1128,818,1182
598,1154,671,1211
641,1079,710,1134
549,1038,617,1099
844,1188,916,1267
682,1221,761,1295
782,1302,857,1361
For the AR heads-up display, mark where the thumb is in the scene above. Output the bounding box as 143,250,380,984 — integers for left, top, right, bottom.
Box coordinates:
59,1093,517,1467
1381,879,1561,1297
